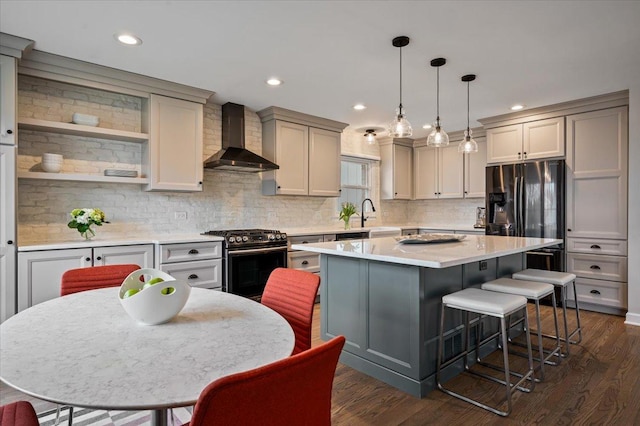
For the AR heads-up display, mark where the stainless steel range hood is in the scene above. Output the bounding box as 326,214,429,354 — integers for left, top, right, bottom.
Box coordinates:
204,102,279,173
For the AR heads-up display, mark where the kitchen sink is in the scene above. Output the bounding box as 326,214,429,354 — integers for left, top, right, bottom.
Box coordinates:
367,227,402,238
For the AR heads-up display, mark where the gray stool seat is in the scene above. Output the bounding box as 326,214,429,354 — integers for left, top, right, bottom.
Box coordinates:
442,288,527,316
512,269,583,356
513,269,576,286
437,288,535,417
482,278,561,381
482,278,554,299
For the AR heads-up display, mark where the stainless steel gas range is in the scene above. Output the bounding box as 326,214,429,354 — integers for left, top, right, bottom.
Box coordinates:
201,229,288,300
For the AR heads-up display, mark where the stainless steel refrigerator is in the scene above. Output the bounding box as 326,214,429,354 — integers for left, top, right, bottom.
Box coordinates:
486,160,565,272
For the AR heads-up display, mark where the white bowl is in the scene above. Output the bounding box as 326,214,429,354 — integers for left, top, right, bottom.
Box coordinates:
72,113,99,127
41,153,63,173
119,268,191,325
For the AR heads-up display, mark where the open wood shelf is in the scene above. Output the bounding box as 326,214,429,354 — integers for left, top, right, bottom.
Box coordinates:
18,171,149,184
18,117,148,143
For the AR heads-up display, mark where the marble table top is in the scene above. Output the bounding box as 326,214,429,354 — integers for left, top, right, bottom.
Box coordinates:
0,288,294,410
292,234,562,268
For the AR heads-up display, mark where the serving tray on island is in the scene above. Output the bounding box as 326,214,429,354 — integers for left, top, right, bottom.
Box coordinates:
394,234,466,244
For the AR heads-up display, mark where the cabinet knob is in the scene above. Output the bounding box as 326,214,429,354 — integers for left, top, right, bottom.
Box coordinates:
523,152,527,158
85,257,91,261
188,274,199,279
518,152,521,158
464,191,468,194
96,256,102,261
7,240,13,245
6,129,13,135
198,181,203,185
589,265,601,270
188,249,199,254
590,244,601,249
567,229,572,232
590,289,601,295
395,192,398,195
302,241,309,244
277,185,281,189
301,260,309,265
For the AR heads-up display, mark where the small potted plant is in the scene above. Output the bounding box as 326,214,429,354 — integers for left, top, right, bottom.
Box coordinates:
339,202,358,230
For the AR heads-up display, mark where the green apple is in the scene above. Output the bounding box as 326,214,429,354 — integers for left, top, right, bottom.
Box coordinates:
161,287,175,295
123,288,140,298
148,277,164,285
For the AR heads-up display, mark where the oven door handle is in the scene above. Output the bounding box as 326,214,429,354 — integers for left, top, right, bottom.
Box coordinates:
227,247,287,255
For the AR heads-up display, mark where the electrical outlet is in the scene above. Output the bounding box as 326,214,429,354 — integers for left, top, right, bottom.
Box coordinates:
174,211,187,221
479,261,488,271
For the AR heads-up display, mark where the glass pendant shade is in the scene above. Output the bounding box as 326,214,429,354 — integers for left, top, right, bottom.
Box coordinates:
427,121,449,147
458,129,478,153
364,129,377,144
388,108,413,137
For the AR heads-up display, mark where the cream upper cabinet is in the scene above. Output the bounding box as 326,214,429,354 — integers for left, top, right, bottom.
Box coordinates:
414,144,463,200
308,127,341,197
566,106,628,240
486,117,564,164
0,55,17,146
258,106,348,197
380,140,413,200
145,94,203,192
464,136,487,198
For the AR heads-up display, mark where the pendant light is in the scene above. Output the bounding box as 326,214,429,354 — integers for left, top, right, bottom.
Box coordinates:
426,58,449,147
458,74,479,153
387,36,412,137
364,129,377,145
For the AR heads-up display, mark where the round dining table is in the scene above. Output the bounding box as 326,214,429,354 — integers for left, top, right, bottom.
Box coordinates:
0,287,295,426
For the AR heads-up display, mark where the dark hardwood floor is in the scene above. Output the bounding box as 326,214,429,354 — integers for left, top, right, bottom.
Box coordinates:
2,304,639,424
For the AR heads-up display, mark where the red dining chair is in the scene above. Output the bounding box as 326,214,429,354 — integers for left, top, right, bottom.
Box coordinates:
188,335,345,426
60,264,141,296
0,401,39,426
261,267,321,355
57,263,140,425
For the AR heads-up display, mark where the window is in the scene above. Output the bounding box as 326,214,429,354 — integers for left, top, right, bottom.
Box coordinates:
339,156,374,214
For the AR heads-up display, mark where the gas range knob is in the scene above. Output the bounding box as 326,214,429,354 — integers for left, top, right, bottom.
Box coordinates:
268,234,276,241
275,234,281,240
228,236,236,243
242,236,249,242
281,233,287,240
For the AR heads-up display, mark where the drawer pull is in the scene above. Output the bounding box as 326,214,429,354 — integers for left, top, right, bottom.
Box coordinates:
590,289,601,295
188,249,199,255
302,241,309,244
590,244,601,249
301,260,309,265
590,265,601,270
188,274,199,279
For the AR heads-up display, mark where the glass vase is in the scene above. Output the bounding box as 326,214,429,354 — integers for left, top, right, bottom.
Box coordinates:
80,228,95,240
343,219,351,230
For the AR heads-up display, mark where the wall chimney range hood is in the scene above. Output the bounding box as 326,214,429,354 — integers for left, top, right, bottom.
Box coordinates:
204,102,279,173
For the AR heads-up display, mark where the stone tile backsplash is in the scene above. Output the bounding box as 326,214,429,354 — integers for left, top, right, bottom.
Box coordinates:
16,81,479,244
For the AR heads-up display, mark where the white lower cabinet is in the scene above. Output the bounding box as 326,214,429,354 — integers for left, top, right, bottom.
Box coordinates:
158,241,223,290
18,244,153,310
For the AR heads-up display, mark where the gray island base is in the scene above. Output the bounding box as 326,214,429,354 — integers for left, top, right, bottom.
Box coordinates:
292,235,561,397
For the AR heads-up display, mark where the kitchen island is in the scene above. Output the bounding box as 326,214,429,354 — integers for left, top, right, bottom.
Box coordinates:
291,234,561,397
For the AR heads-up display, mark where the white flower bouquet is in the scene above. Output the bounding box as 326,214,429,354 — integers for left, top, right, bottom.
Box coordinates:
68,208,106,240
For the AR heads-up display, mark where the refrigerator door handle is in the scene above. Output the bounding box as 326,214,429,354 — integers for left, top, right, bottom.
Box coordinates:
519,174,525,237
514,176,520,236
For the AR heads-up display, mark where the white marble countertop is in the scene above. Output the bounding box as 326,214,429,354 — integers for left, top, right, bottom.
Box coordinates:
282,223,483,237
0,288,294,410
292,235,562,268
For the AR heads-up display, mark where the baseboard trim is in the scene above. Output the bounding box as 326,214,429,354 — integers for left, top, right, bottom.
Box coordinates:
624,312,640,326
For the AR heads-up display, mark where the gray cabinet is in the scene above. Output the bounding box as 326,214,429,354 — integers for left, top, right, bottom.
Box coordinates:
18,244,154,310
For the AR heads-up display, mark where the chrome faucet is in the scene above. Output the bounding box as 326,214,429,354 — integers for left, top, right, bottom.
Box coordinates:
361,198,376,228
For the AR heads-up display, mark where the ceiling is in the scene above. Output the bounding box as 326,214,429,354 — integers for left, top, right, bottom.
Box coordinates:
1,1,639,138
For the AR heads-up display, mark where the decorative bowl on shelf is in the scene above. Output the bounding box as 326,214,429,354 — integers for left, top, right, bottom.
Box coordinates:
119,268,191,325
72,113,99,127
41,153,63,173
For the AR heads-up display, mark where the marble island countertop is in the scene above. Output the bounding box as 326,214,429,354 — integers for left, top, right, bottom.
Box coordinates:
291,235,562,269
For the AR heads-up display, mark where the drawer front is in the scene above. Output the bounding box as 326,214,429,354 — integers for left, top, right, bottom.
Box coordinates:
566,238,627,256
567,253,627,282
402,229,419,236
419,228,454,234
160,259,222,289
567,277,627,309
287,234,324,249
288,251,320,273
161,242,222,263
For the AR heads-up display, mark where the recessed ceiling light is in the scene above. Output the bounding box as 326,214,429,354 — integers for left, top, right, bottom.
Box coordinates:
422,124,433,129
114,33,142,46
353,104,367,111
266,78,283,86
511,104,525,111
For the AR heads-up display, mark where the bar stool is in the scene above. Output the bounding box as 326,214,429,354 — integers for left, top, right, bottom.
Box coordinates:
512,269,582,356
481,278,561,381
436,288,535,417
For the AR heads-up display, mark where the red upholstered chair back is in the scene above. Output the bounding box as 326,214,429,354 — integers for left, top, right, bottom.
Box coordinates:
60,264,141,296
189,335,345,426
0,401,39,426
261,267,321,355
